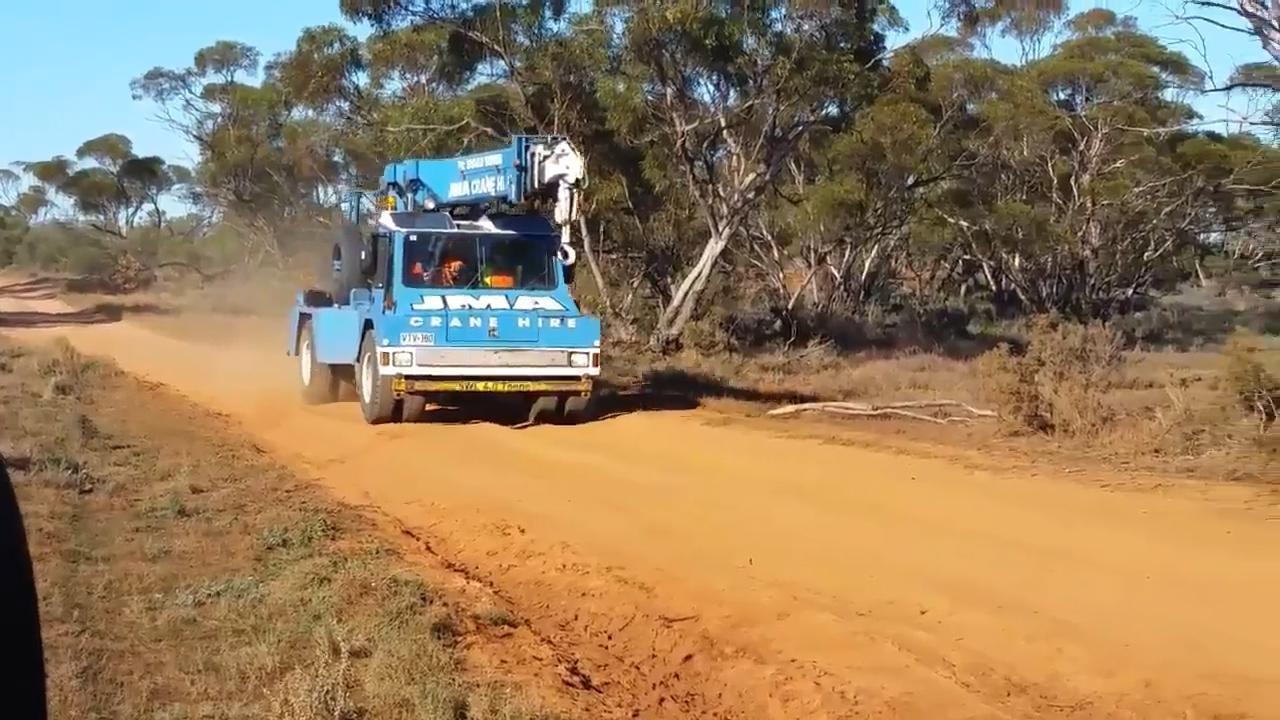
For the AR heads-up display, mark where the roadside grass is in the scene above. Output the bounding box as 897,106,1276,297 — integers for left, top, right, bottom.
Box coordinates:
602,323,1276,482
0,337,553,719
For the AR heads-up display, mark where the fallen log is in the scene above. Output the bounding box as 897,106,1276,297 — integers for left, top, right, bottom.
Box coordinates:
766,400,997,425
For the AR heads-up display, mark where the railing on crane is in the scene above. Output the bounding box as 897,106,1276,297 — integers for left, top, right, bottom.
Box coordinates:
337,136,586,265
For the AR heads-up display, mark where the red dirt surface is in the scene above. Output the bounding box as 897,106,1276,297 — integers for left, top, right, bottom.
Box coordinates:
4,286,1279,719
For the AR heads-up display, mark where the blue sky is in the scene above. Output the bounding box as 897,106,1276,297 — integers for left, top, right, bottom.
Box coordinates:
0,0,1271,178
0,0,348,171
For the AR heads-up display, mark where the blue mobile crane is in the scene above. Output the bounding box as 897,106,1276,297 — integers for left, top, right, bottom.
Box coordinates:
285,136,601,425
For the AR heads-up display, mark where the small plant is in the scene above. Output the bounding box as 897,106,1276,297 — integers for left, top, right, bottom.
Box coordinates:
429,612,458,644
978,315,1124,437
474,605,520,629
32,448,93,491
1222,329,1279,433
271,627,359,720
105,250,155,293
0,345,20,373
261,513,338,552
376,573,433,617
174,576,263,608
37,339,97,397
146,492,194,520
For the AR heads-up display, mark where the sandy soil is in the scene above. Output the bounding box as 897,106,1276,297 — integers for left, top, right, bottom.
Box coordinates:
3,282,1279,719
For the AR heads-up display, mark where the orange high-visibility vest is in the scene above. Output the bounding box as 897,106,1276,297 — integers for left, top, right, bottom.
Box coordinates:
486,270,515,288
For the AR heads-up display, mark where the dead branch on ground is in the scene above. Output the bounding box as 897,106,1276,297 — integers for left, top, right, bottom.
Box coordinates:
767,400,997,425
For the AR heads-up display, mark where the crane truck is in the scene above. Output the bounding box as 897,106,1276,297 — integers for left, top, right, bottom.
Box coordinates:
284,136,601,425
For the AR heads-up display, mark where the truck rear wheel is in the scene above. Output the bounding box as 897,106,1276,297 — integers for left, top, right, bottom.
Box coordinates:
399,394,428,423
561,394,596,424
298,323,339,404
357,333,397,425
527,395,561,425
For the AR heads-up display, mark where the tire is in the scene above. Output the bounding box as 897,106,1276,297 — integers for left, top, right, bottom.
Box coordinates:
527,395,562,425
331,225,370,302
561,394,596,424
399,394,428,423
298,323,339,404
357,333,397,424
331,365,356,400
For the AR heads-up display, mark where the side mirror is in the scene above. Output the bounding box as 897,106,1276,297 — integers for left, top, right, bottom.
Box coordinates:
562,261,576,286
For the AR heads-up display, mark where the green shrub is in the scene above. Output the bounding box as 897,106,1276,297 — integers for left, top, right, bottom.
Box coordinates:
978,315,1124,436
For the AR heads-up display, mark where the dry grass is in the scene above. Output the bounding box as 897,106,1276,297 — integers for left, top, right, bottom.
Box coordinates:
609,342,983,407
602,321,1275,482
1223,329,1279,433
0,338,553,720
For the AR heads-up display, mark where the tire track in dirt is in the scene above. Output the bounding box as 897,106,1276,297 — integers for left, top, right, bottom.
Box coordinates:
4,287,1280,719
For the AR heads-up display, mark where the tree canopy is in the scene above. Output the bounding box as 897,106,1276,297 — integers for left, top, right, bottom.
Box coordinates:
6,0,1278,349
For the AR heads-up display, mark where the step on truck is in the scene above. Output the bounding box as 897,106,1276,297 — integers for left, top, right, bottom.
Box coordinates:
285,136,602,425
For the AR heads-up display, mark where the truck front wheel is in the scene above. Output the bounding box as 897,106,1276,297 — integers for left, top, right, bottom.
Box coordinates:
298,323,339,404
357,333,397,424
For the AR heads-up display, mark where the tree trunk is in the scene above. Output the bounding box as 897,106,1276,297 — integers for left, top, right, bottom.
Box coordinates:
1237,0,1280,64
579,216,616,318
578,216,636,342
649,228,733,351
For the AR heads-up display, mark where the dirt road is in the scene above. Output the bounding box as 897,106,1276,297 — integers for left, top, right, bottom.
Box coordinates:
4,285,1279,719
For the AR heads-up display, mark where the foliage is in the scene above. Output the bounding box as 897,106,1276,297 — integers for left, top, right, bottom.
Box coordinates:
16,134,190,238
978,315,1125,436
1223,328,1279,432
3,2,1278,353
131,40,349,263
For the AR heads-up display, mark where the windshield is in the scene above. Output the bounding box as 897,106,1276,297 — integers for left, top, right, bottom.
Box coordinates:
402,233,558,290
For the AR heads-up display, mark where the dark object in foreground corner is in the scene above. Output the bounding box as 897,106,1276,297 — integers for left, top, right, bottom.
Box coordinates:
0,454,47,719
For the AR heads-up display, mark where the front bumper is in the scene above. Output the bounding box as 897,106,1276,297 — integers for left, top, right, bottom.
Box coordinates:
375,346,601,377
376,346,598,395
392,377,592,395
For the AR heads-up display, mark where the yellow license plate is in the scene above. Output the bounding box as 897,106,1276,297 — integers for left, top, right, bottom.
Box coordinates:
457,381,537,392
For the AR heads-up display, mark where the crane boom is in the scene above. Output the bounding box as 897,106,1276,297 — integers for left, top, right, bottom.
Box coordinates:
376,135,585,257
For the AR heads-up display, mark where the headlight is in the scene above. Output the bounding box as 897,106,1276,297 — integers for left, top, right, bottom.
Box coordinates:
569,352,590,368
392,351,413,367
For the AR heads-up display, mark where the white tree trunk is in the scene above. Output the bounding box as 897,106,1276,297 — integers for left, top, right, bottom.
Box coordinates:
651,228,733,348
1238,0,1280,63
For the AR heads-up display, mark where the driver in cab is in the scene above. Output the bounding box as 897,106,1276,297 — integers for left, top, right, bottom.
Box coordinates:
409,255,470,286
